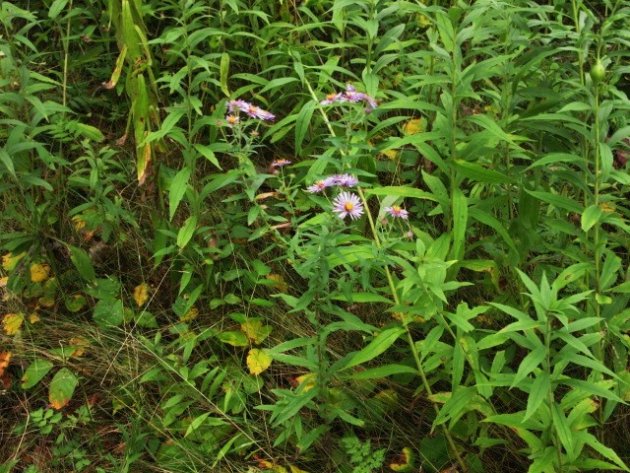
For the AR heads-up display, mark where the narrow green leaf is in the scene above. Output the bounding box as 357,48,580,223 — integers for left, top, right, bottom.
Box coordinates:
581,205,603,232
176,216,197,249
525,372,550,420
342,326,405,370
451,188,467,261
295,101,316,154
169,167,191,221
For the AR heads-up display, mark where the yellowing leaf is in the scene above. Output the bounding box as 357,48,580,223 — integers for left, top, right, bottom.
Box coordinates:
49,368,78,410
380,149,399,160
180,306,199,322
246,348,272,375
289,466,310,473
30,263,51,283
3,313,24,335
133,283,150,307
0,277,8,288
266,273,288,292
2,252,25,271
403,117,425,135
29,313,41,324
389,447,415,472
241,319,272,345
38,296,55,308
295,373,317,392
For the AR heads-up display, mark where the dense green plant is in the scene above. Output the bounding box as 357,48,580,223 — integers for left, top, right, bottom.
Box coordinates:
1,0,630,472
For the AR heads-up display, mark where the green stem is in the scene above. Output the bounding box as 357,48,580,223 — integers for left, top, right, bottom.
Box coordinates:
304,78,468,472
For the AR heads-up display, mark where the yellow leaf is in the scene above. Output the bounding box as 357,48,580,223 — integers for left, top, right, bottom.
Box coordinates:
403,117,425,135
266,273,288,292
28,313,41,324
0,277,7,288
246,348,272,375
133,283,150,307
295,373,317,393
180,306,199,322
380,149,399,161
30,263,51,283
389,447,415,472
241,319,272,345
3,313,24,335
2,252,25,271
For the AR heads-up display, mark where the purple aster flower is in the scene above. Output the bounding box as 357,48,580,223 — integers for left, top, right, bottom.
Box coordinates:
227,99,275,121
320,92,347,106
332,173,358,187
228,100,250,113
384,205,409,220
333,192,364,220
245,104,275,121
307,180,329,193
270,159,292,169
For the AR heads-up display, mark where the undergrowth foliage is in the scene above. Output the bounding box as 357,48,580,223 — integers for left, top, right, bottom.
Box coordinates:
1,0,630,472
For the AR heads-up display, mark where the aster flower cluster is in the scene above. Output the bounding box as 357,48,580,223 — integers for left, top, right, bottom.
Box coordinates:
384,205,409,220
320,84,378,112
269,159,292,172
226,99,275,124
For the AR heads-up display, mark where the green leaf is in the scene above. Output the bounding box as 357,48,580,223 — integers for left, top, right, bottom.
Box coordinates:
455,160,511,184
48,0,69,19
295,101,316,154
365,186,436,201
450,188,467,261
551,404,574,457
0,149,16,179
525,189,583,213
185,412,211,438
69,246,96,282
512,345,546,388
349,364,418,380
342,326,405,370
93,298,124,327
21,359,54,389
49,368,78,409
176,216,197,249
525,372,550,421
195,144,221,170
220,53,230,96
169,167,191,221
581,205,603,232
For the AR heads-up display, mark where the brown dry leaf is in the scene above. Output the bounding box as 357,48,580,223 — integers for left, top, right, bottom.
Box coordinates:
30,264,51,283
2,313,24,335
69,337,89,358
133,283,150,307
0,352,11,377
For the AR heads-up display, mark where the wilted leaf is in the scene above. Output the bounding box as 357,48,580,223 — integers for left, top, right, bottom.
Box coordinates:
28,313,41,324
69,337,89,358
180,306,199,322
389,447,415,472
49,368,78,410
3,313,24,335
66,294,87,313
133,283,150,307
0,352,11,377
247,348,272,375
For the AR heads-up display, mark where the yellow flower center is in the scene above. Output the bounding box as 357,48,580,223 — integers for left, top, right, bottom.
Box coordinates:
227,115,238,124
392,205,401,212
326,93,337,100
344,202,354,211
